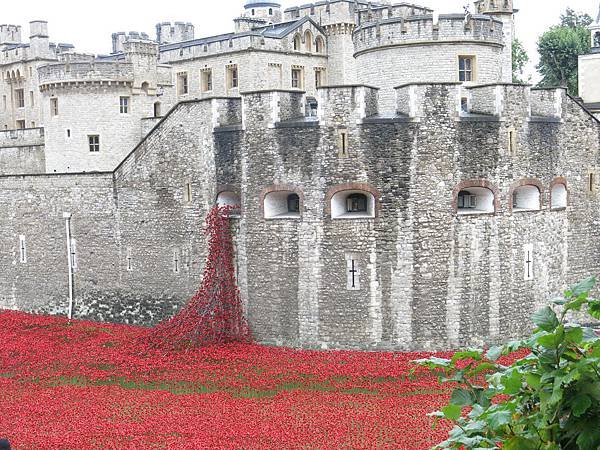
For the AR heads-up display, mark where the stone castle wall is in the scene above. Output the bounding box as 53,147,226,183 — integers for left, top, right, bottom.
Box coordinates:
0,84,597,350
0,127,45,174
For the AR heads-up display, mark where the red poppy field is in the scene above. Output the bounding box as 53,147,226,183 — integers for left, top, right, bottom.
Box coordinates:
0,310,457,449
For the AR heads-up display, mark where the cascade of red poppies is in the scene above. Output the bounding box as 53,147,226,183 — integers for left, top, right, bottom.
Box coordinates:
147,205,250,349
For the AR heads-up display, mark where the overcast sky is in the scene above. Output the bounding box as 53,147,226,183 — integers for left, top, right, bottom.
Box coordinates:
2,0,599,81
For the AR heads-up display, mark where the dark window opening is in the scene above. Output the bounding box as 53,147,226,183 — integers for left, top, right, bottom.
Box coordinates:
346,193,367,213
458,190,477,209
287,194,300,213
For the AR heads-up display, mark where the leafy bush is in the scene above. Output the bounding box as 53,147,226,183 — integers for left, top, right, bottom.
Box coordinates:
417,277,600,450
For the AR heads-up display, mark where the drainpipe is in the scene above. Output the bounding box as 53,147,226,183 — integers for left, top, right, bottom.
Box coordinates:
63,212,74,320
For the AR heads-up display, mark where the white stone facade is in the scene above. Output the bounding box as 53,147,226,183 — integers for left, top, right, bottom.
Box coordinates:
0,0,516,174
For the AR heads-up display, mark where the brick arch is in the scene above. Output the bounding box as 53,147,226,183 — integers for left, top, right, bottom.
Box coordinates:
260,184,304,216
508,178,544,212
549,176,569,210
325,182,381,217
452,179,500,214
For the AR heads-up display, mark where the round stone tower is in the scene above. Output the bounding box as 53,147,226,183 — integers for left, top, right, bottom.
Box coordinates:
243,1,282,24
474,0,516,83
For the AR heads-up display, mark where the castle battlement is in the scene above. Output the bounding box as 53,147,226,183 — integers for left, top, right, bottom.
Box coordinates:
394,82,566,122
353,14,504,55
356,3,433,25
0,126,44,148
37,62,135,88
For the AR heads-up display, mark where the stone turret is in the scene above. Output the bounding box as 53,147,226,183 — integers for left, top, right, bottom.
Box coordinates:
112,31,151,54
123,39,159,94
242,1,283,24
156,22,194,45
0,25,22,46
29,21,51,58
474,0,515,82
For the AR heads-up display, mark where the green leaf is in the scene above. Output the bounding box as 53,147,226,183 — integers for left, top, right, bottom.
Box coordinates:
503,370,523,395
487,409,512,429
504,436,538,450
451,350,482,364
485,346,503,361
552,296,568,305
531,307,560,332
589,301,600,320
442,404,462,421
525,373,541,389
570,276,596,297
450,388,474,406
414,357,451,368
537,333,562,349
576,425,600,450
564,326,584,344
572,394,592,417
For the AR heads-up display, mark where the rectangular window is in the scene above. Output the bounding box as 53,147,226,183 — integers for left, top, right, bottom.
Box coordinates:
19,235,26,264
458,56,475,82
29,67,32,77
338,128,349,157
15,89,25,108
589,172,596,193
291,67,304,89
88,135,100,152
29,91,34,107
177,72,189,95
119,96,130,114
508,129,517,155
183,182,192,203
173,248,180,273
314,69,323,88
201,69,213,92
50,98,58,116
2,95,6,111
16,120,25,129
227,65,238,89
126,247,133,272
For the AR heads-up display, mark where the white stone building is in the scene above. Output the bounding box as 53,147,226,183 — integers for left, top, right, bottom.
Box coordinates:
0,0,516,174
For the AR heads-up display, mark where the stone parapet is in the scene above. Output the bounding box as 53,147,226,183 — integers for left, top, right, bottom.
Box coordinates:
38,62,135,87
353,15,504,56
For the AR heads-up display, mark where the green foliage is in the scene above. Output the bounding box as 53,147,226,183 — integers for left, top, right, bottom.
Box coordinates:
537,25,590,95
417,277,600,450
512,39,530,84
560,8,593,28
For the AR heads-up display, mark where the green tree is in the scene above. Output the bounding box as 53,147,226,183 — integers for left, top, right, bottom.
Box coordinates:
512,39,529,84
536,9,592,95
560,7,593,28
417,277,600,449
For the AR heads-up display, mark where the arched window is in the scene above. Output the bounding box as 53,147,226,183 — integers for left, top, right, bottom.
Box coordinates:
216,191,241,216
331,190,376,219
269,8,273,15
456,187,495,215
141,82,149,94
304,31,313,52
512,185,541,212
252,8,255,15
153,101,162,118
551,183,567,209
293,34,301,51
315,36,325,53
264,190,301,219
